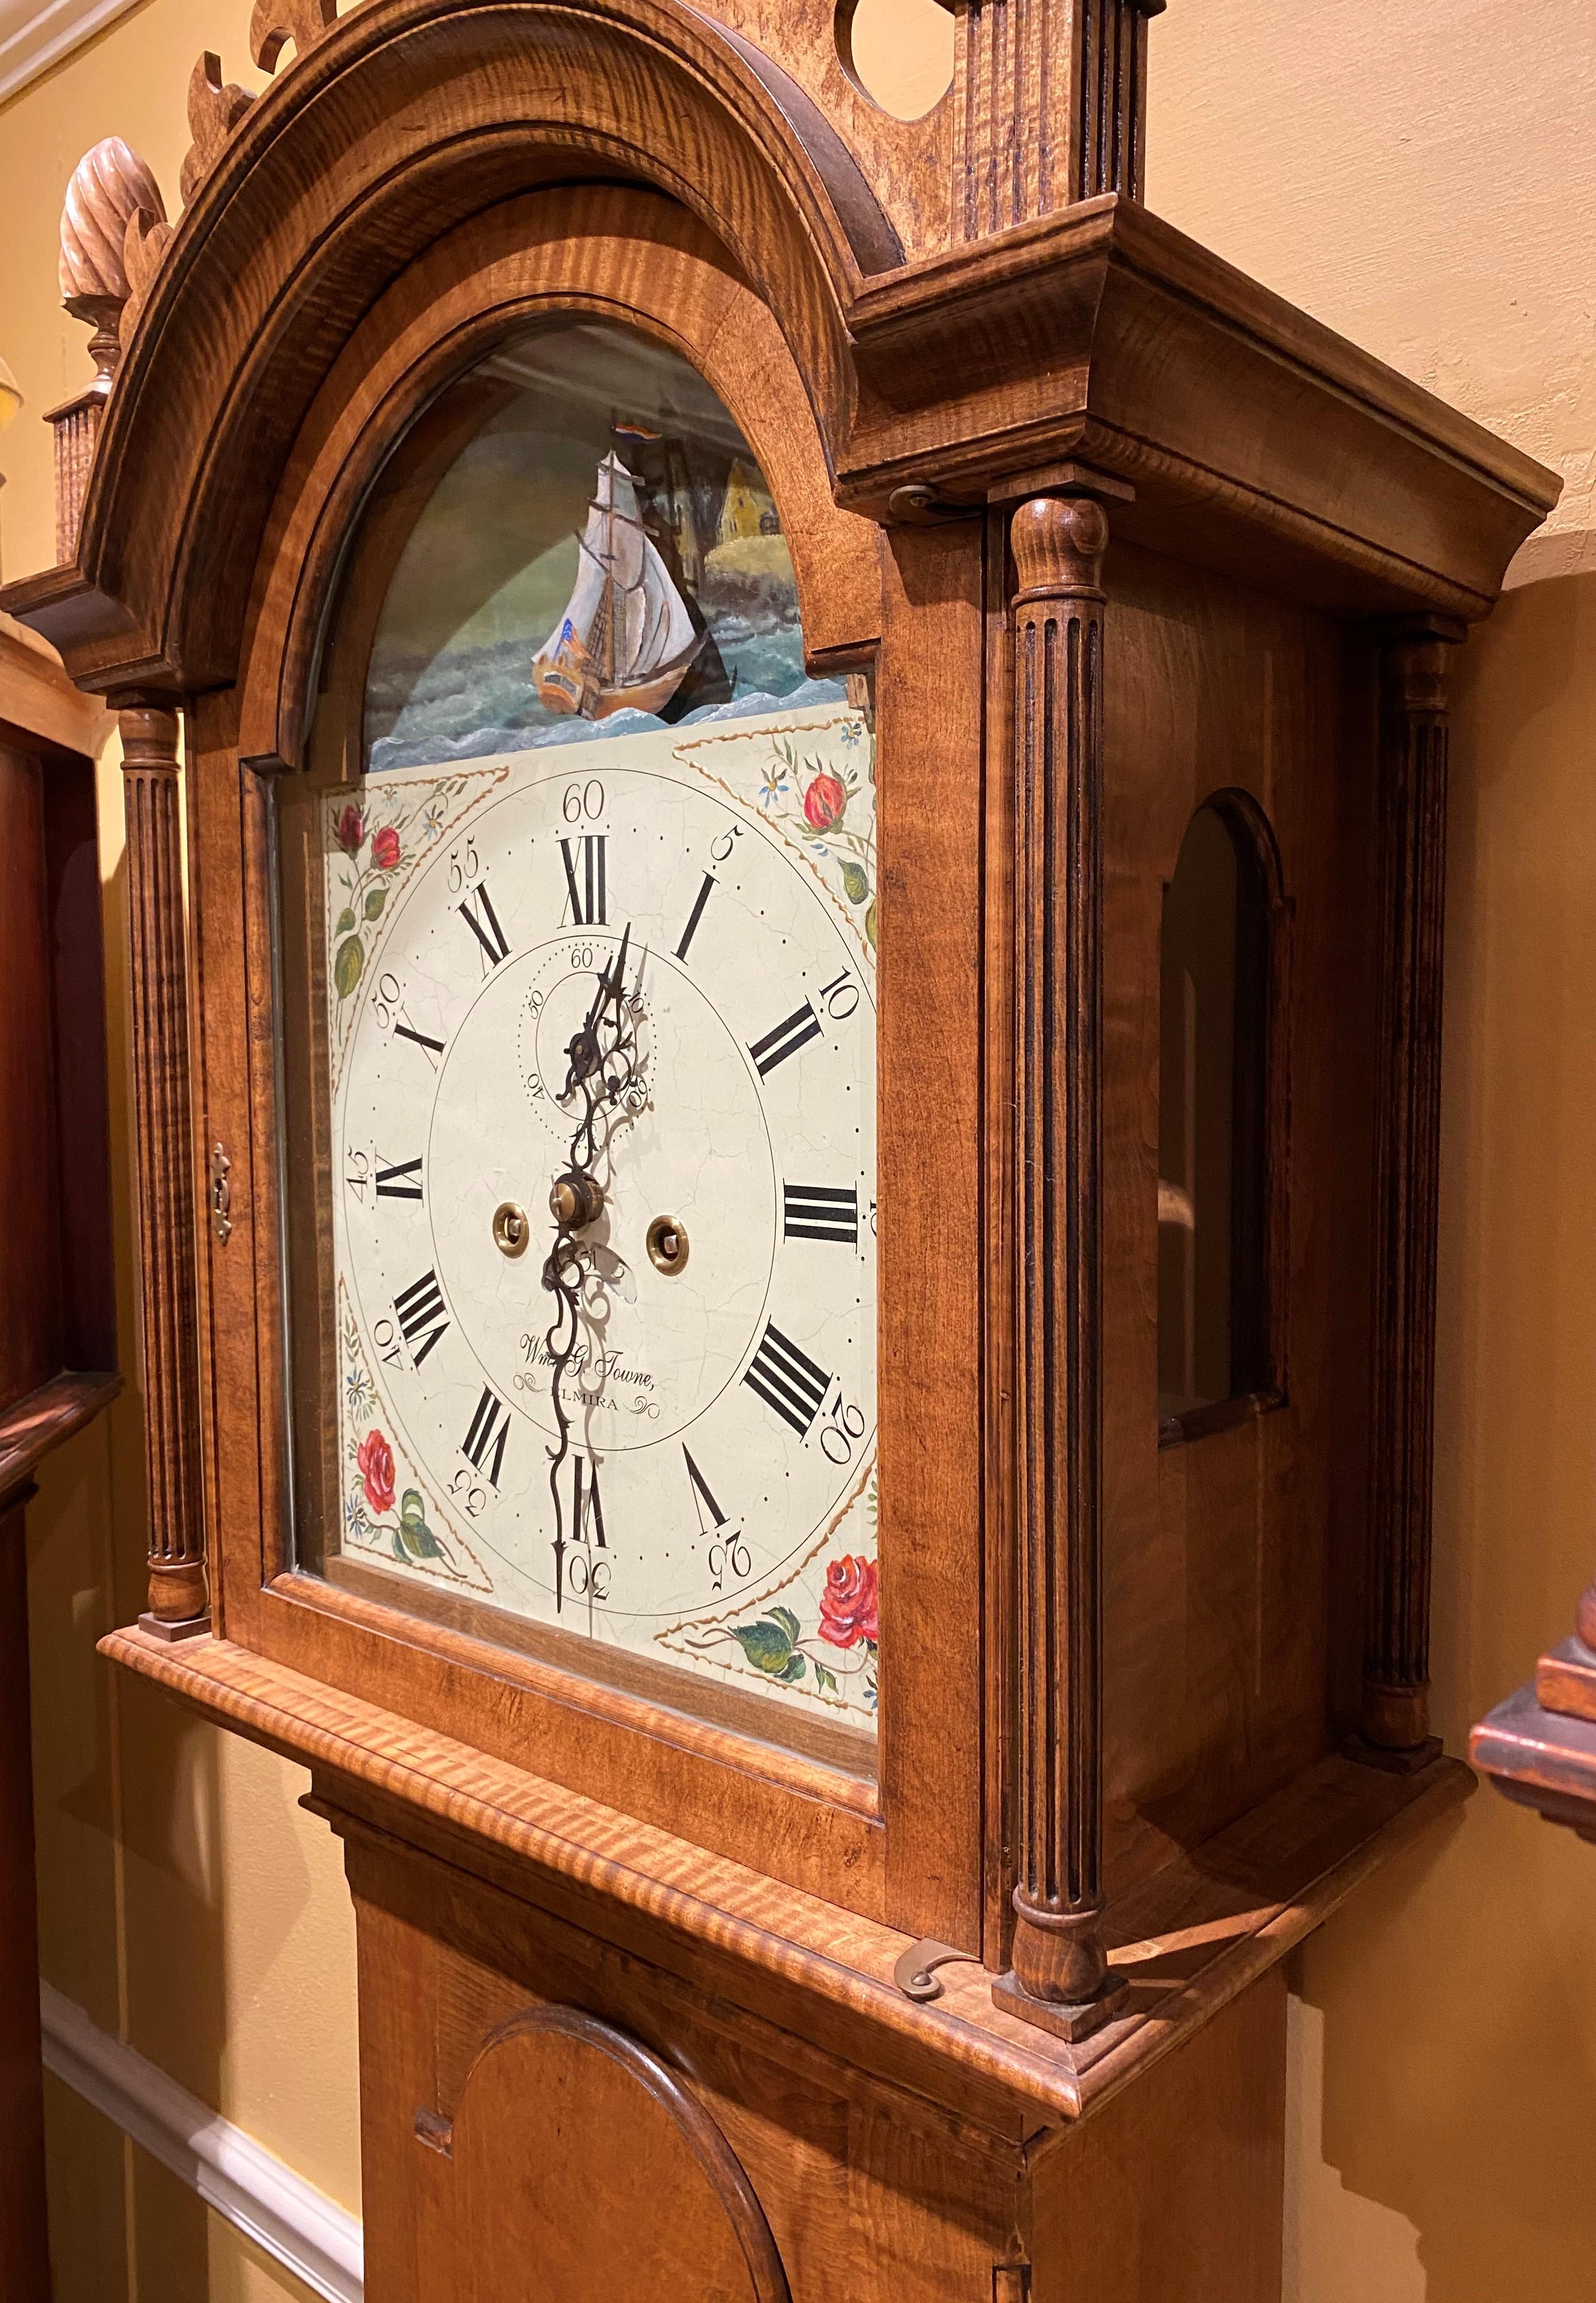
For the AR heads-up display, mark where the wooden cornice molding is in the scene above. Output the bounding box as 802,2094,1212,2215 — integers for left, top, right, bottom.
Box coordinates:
839,198,1560,615
102,1623,1472,2134
0,611,113,754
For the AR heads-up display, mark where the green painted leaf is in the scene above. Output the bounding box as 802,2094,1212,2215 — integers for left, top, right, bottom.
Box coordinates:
391,1531,407,1562
333,934,364,999
399,1513,444,1562
771,1605,801,1642
731,1619,794,1675
864,899,876,951
814,1663,838,1696
364,887,387,921
841,859,869,906
778,1653,806,1683
399,1488,427,1529
335,908,357,936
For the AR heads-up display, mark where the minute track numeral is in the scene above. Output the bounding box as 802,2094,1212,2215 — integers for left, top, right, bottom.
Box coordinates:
743,1321,830,1439
375,1156,424,1202
457,879,510,969
748,1000,821,1078
461,1384,509,1487
560,835,607,927
393,1268,449,1366
783,1183,858,1244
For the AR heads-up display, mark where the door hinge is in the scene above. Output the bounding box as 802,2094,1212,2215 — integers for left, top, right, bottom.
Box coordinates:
209,1142,232,1244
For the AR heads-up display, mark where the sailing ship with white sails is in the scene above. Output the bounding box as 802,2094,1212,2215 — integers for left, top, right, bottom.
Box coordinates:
533,452,703,720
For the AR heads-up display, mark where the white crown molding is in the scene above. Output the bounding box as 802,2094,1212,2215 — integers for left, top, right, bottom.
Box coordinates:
0,0,145,108
40,1984,364,2303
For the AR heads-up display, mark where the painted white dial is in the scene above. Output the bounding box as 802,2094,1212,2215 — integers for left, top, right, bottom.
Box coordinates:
323,709,877,1717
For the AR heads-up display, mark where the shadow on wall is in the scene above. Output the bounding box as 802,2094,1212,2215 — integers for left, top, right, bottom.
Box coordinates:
24,802,333,2303
1287,569,1596,2303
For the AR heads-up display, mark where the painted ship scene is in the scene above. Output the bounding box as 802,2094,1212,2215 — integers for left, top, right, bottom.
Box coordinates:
359,319,842,773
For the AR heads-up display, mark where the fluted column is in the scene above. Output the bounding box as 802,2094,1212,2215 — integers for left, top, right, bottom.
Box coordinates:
1359,615,1464,1759
119,701,209,1636
952,0,1165,242
993,489,1126,2043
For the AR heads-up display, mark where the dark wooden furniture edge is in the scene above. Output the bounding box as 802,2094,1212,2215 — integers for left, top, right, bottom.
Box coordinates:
1470,1680,1596,1842
0,1372,122,1505
101,1623,1471,2132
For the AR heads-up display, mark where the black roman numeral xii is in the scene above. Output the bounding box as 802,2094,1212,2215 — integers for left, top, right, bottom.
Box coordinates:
560,836,607,926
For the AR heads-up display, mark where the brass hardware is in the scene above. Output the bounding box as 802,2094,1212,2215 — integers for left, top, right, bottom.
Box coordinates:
886,481,972,526
646,1214,689,1275
892,1938,974,2003
549,1171,605,1228
492,1201,531,1258
209,1143,232,1245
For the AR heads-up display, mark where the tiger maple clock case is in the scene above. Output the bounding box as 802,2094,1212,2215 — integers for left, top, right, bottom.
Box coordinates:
5,3,1558,2296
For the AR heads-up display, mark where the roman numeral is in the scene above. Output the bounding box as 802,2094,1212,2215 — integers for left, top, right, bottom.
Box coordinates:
748,1000,821,1079
393,1268,449,1366
560,836,607,926
782,1183,858,1244
675,872,714,961
393,1018,445,1064
375,1156,424,1202
461,1385,509,1487
683,1446,729,1535
743,1321,830,1439
572,1454,606,1547
458,879,510,969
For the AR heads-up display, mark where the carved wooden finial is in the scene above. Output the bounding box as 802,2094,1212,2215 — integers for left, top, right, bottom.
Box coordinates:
121,208,177,350
180,52,255,209
59,138,166,385
250,0,337,74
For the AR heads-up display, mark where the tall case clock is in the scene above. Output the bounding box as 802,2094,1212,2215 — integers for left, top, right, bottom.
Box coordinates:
5,5,1557,2296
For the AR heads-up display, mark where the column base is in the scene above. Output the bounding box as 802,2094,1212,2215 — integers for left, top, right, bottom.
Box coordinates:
992,1966,1130,2044
138,1609,211,1644
1342,1731,1443,1777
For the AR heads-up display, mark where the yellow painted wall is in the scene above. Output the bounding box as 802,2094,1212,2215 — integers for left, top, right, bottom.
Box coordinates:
2,3,1593,2298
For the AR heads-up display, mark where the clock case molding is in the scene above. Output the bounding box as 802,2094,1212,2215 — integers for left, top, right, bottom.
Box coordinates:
3,1,1559,2295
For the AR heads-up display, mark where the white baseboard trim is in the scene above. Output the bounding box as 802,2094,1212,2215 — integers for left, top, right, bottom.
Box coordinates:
40,1983,364,2303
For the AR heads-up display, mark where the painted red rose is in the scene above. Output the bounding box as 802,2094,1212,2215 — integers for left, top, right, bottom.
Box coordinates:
802,771,846,832
370,825,401,871
357,1429,395,1515
817,1554,878,1649
335,805,364,855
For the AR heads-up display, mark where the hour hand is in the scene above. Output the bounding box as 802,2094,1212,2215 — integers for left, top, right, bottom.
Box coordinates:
561,923,634,1098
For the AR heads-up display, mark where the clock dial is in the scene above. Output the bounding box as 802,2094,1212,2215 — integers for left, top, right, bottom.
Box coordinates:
317,707,878,1723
